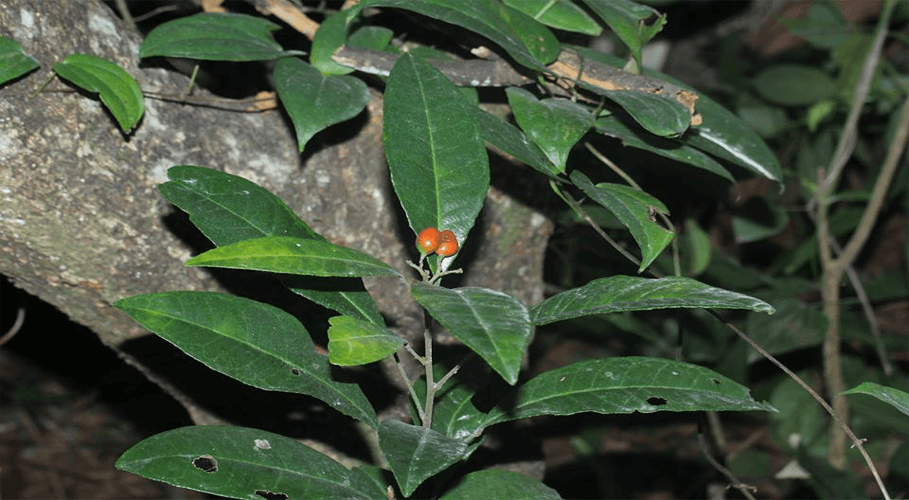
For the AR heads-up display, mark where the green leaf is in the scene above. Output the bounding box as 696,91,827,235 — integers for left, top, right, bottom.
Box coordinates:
411,284,532,385
378,420,468,497
753,64,837,107
353,0,560,70
114,292,378,427
159,166,384,326
570,46,783,182
581,0,665,70
603,89,690,138
139,13,292,61
843,382,909,418
348,25,395,51
441,469,562,500
52,54,143,133
683,217,712,276
116,426,384,500
384,53,489,256
506,88,593,173
484,357,776,428
781,1,847,49
504,0,601,36
570,171,673,272
0,36,39,85
185,236,402,278
731,195,789,243
476,109,560,178
594,115,733,181
311,10,355,75
274,58,369,151
328,315,406,366
531,275,775,325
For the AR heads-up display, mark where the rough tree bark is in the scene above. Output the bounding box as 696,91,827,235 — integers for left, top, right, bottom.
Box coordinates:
0,0,551,439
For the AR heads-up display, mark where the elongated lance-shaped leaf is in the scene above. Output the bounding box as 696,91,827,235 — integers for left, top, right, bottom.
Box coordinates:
570,170,673,272
116,426,385,500
504,0,600,36
327,315,406,366
384,54,489,263
378,420,469,497
602,89,690,138
412,283,532,385
159,166,383,325
570,46,782,182
484,357,776,428
532,275,774,325
186,236,402,278
53,54,144,133
139,13,293,61
274,58,369,151
506,88,594,173
441,469,563,500
0,36,39,85
476,109,560,178
594,116,733,182
843,382,909,417
351,0,560,70
114,292,378,427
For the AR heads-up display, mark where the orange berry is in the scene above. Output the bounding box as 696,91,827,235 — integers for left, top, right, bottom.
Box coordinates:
436,230,459,257
416,227,441,254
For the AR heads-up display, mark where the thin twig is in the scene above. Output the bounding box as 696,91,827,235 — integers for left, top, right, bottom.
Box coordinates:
393,353,426,425
0,306,25,347
697,433,757,500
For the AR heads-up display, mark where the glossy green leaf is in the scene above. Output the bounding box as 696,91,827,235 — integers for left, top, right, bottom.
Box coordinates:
504,0,601,36
311,10,355,75
843,382,909,417
753,64,837,107
353,0,560,70
52,54,143,133
570,46,783,181
327,315,406,366
113,292,378,427
116,426,384,500
411,283,532,385
274,58,369,151
594,115,733,181
603,89,690,138
384,54,489,257
581,0,665,70
378,419,468,497
506,88,593,173
159,166,383,326
139,13,293,61
484,357,775,427
571,171,672,272
0,37,39,85
185,236,401,278
531,275,774,325
441,469,562,500
476,109,560,178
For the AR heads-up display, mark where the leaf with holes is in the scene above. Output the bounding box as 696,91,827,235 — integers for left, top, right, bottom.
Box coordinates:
327,316,406,366
411,283,532,385
139,13,293,61
532,276,774,325
378,420,469,497
116,426,385,500
114,292,378,427
483,357,776,428
185,236,401,278
274,58,369,151
53,54,143,133
159,166,384,325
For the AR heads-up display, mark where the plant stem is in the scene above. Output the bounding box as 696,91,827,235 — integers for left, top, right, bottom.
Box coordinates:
393,353,426,426
422,325,435,429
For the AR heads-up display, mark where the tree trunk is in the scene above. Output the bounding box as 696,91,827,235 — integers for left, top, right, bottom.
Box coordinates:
0,0,551,430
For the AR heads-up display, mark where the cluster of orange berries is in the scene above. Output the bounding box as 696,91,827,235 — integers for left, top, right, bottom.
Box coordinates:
416,227,459,257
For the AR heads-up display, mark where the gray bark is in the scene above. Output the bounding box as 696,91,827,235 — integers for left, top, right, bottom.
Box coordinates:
0,0,551,431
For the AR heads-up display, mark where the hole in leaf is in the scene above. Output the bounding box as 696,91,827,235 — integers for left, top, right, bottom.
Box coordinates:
192,455,218,473
646,397,667,406
254,439,271,450
712,378,721,385
255,490,289,500
290,368,300,375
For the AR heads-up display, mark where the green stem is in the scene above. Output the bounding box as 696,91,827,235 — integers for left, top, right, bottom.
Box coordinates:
422,325,435,429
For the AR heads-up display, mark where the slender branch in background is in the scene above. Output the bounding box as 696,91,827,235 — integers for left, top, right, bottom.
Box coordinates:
112,0,137,31
0,306,26,347
811,0,897,469
696,433,757,500
715,314,892,500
